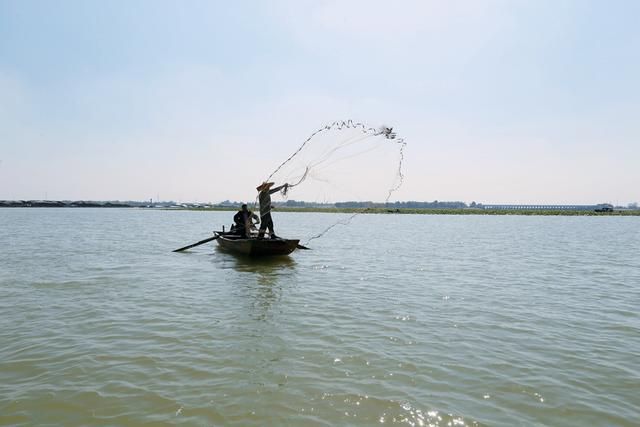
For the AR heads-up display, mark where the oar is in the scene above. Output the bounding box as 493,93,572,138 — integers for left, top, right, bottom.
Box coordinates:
296,243,310,250
173,235,219,252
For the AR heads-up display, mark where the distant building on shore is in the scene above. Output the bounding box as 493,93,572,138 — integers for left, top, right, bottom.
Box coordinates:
480,203,613,211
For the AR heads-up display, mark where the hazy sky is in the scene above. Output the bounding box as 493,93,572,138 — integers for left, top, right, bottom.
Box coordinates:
1,0,638,204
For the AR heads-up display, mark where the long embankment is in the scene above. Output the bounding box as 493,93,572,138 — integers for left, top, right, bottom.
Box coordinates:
175,207,640,216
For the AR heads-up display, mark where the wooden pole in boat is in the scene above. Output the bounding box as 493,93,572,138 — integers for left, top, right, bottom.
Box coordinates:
173,235,219,252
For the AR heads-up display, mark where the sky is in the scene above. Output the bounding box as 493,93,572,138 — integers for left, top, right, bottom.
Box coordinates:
1,0,638,205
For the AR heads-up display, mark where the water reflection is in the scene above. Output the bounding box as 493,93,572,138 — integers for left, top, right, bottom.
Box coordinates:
226,253,296,277
217,251,297,320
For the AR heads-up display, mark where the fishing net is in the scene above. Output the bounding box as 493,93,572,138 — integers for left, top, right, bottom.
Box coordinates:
256,120,406,244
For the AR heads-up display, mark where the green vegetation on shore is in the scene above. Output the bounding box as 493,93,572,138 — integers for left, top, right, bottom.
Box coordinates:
173,206,640,216
5,200,637,216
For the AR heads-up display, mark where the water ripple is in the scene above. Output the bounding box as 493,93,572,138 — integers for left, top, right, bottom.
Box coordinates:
1,210,639,425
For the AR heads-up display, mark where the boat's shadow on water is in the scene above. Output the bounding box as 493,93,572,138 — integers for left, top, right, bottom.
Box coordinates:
215,249,297,321
215,248,298,288
216,248,297,274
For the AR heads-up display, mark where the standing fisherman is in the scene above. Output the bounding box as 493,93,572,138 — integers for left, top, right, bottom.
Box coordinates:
256,181,289,239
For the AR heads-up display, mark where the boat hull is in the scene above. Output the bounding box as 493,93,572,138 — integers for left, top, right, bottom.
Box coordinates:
215,234,299,256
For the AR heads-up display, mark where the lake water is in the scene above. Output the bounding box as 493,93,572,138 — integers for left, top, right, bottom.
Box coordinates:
1,208,638,426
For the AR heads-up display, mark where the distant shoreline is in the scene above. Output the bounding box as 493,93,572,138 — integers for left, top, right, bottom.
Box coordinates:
173,206,640,216
2,201,639,216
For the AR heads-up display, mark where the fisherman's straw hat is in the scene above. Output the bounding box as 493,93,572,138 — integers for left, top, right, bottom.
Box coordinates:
256,182,275,191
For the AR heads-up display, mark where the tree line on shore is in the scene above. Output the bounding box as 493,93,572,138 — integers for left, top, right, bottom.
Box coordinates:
2,199,639,210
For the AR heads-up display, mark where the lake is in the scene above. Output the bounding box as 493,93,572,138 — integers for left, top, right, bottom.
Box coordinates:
1,208,638,426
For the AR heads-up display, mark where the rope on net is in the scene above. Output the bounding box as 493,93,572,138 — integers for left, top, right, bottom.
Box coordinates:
266,120,382,185
258,120,407,244
304,130,405,245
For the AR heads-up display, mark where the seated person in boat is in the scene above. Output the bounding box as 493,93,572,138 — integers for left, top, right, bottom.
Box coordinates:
231,204,259,237
256,181,289,239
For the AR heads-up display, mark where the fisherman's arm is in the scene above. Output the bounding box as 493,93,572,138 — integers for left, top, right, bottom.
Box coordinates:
269,183,289,194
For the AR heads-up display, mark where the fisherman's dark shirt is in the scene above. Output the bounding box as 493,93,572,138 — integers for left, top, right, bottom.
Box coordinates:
259,191,272,217
234,210,257,226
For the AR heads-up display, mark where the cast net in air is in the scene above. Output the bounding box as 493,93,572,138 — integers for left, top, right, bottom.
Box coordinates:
257,120,406,244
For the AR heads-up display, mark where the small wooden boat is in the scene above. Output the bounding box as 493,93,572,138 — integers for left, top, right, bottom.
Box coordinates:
214,231,300,256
